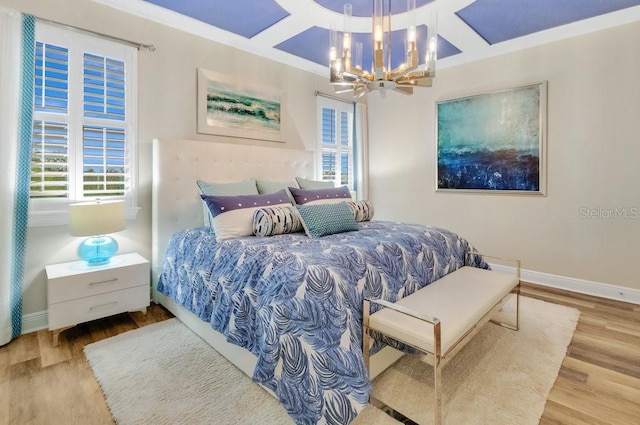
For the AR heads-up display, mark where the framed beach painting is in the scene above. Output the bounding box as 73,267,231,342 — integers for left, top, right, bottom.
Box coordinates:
197,68,284,142
436,82,547,195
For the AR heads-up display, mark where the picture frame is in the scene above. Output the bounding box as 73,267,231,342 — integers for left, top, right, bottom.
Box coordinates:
436,82,547,195
197,68,284,142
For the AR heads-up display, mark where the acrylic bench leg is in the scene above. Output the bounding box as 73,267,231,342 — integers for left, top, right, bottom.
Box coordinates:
434,363,442,425
514,284,520,331
362,299,371,387
433,321,442,425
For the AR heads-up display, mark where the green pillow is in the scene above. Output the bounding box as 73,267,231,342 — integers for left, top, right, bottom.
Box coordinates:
197,178,258,196
296,202,359,238
256,179,297,194
295,177,335,189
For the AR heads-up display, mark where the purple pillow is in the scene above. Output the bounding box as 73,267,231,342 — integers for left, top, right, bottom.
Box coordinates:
288,186,352,205
201,190,291,241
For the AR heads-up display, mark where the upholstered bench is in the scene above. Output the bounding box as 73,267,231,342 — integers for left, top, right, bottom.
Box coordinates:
362,258,521,425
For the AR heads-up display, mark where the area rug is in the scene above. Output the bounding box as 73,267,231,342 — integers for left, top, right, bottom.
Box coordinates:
84,318,291,425
85,296,579,425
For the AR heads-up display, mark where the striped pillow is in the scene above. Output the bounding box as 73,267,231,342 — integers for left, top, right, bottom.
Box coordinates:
252,205,303,237
345,200,374,222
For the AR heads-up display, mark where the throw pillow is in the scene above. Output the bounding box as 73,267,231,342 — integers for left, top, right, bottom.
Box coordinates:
252,205,303,237
196,178,258,228
256,179,298,194
201,190,290,242
289,186,352,205
345,200,375,222
296,202,359,238
295,177,335,189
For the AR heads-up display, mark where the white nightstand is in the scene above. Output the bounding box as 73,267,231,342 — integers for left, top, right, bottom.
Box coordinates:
46,252,150,346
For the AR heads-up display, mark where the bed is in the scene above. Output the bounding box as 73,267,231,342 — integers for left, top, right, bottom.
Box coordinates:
151,139,487,425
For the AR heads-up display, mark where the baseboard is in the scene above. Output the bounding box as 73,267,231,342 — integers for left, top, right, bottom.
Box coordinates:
22,310,48,335
488,263,640,305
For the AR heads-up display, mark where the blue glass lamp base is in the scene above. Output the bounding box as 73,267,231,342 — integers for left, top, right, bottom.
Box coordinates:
78,236,118,266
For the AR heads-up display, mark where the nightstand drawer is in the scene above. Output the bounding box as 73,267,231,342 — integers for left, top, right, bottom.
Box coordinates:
47,261,148,304
48,284,149,330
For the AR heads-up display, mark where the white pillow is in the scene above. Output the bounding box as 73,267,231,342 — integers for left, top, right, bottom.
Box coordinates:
200,190,291,242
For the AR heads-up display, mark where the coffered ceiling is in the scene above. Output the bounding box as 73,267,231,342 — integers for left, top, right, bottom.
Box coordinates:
95,0,640,75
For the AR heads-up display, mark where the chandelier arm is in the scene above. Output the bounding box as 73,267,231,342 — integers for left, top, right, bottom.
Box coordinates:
353,87,369,98
394,86,414,95
400,77,434,87
334,86,356,94
343,67,367,79
389,48,420,81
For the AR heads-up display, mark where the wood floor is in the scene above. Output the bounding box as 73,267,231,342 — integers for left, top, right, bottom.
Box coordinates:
0,283,638,425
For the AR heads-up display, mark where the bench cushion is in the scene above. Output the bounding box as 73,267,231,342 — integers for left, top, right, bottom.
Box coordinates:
368,266,519,354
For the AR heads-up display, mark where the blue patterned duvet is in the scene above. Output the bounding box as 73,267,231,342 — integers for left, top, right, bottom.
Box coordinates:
158,221,487,425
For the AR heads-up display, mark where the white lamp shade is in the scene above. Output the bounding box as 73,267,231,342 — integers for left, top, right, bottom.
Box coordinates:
69,200,126,236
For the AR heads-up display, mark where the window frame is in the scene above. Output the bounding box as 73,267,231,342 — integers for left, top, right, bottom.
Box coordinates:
29,23,139,227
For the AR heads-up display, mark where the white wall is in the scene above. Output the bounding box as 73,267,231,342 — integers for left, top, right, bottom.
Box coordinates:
1,0,343,315
368,22,640,291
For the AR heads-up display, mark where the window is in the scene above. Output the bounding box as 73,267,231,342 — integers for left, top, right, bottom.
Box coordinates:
29,23,138,226
316,97,355,189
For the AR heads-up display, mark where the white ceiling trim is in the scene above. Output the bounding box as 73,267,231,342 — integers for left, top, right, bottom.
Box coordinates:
439,5,640,69
93,0,328,76
94,0,640,76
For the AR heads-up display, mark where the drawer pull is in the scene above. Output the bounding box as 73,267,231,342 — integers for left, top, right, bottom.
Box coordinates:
90,301,118,311
89,278,118,287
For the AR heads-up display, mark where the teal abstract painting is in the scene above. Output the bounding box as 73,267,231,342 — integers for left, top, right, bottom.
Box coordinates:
197,68,283,142
205,80,280,133
437,83,546,193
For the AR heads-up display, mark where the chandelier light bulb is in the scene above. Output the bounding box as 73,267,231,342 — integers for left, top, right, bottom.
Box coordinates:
374,25,383,43
408,26,416,43
329,24,338,58
355,42,363,69
407,0,417,44
343,33,351,50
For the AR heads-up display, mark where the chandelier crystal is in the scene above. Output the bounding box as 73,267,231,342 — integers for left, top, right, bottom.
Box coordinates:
329,0,437,97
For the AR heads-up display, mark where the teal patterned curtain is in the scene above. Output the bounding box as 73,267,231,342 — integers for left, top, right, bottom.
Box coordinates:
0,9,35,345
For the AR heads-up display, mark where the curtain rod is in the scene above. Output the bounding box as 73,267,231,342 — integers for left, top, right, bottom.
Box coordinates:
36,16,156,51
314,91,355,105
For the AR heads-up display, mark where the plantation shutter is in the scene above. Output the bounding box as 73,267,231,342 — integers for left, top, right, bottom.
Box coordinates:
83,53,125,120
31,42,70,198
340,111,351,186
30,120,69,198
321,107,337,182
82,126,125,197
318,100,354,188
82,53,127,198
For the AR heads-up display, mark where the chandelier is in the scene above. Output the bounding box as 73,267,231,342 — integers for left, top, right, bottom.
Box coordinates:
329,0,437,97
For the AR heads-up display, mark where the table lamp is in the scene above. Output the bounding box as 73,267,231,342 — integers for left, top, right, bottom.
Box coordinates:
69,200,126,266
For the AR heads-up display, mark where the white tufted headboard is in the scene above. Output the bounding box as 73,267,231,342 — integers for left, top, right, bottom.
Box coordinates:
151,139,315,287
